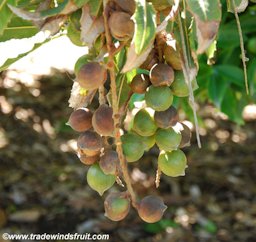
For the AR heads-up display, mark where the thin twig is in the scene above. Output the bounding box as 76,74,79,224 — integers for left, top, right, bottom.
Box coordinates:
98,85,106,105
103,0,137,208
177,12,201,148
231,0,249,95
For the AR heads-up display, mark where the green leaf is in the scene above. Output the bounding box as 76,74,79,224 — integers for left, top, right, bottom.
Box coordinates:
0,17,38,42
0,0,17,36
17,0,42,9
196,63,212,89
205,64,247,123
40,0,69,17
107,73,131,109
248,58,256,96
117,74,131,108
126,69,137,84
74,0,90,8
227,0,248,13
208,72,229,108
136,68,149,75
221,89,244,124
217,11,256,49
217,28,240,48
206,40,217,65
186,0,221,21
235,12,256,34
125,68,149,85
186,0,221,54
88,0,102,16
115,47,127,71
219,12,256,39
132,0,156,54
214,65,244,87
129,93,144,109
0,39,50,72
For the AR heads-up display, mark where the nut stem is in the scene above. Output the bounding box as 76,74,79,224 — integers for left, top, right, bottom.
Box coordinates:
103,1,137,208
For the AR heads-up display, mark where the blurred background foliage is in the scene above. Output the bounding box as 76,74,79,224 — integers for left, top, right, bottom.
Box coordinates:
192,2,256,125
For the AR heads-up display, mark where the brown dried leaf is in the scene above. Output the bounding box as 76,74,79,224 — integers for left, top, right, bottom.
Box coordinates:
80,5,105,47
195,19,220,54
121,42,153,73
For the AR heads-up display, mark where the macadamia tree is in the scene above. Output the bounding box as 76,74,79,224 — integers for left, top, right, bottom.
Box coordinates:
0,0,255,223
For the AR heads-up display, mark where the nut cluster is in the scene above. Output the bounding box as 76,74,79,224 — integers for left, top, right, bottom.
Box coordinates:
67,0,193,223
125,62,192,177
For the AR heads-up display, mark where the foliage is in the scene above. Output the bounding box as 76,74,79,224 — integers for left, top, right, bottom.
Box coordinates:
0,1,254,121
